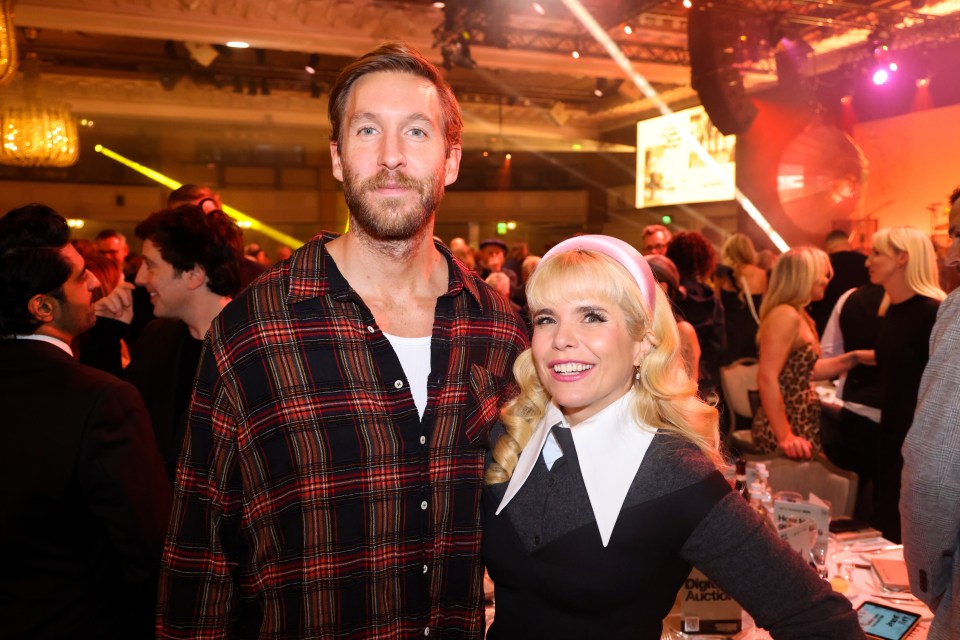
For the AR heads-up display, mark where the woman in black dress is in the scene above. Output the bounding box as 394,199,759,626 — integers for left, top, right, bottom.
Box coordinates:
867,226,945,542
482,235,862,639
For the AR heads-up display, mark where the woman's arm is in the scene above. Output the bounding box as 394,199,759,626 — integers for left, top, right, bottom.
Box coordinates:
812,349,875,381
677,320,701,383
756,306,812,459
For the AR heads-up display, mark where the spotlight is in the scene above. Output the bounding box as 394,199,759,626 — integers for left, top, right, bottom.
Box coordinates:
226,41,250,49
872,68,890,85
917,77,930,88
305,53,319,75
571,50,580,59
682,0,692,8
624,25,632,35
840,95,853,105
888,62,898,72
532,2,545,15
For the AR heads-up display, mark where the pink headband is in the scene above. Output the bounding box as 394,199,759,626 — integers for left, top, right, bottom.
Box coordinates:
541,235,657,316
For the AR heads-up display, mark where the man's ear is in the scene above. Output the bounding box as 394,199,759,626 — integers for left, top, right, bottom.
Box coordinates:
184,264,208,290
27,295,55,323
331,142,344,182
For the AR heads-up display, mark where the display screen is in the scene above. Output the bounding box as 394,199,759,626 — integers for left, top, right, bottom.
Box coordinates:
857,601,921,640
635,105,736,208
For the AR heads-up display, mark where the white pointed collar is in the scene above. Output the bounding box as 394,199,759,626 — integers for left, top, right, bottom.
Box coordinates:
495,388,656,547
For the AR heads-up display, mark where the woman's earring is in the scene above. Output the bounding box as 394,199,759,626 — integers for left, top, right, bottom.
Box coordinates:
634,366,641,381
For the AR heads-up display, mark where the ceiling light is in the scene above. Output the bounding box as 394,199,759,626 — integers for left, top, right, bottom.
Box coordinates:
571,50,580,59
888,62,898,71
916,77,930,88
505,153,512,160
226,41,250,49
305,53,319,75
872,68,890,85
624,25,632,35
432,1,445,7
682,0,692,8
532,2,545,15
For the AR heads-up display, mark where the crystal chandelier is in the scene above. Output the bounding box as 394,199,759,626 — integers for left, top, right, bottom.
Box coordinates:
0,0,16,88
0,50,80,168
0,100,79,167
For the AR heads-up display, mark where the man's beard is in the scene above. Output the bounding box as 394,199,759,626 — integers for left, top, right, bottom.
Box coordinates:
342,164,445,242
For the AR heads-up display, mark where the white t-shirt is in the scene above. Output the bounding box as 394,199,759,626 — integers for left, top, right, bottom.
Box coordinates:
382,332,432,420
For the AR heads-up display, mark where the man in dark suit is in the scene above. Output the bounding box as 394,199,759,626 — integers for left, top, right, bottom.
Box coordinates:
809,229,870,335
0,203,171,639
125,204,245,478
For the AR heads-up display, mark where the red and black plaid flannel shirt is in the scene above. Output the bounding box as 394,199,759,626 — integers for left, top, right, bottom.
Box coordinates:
156,233,527,639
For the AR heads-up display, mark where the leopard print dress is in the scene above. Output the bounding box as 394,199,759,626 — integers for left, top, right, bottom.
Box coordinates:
751,342,821,454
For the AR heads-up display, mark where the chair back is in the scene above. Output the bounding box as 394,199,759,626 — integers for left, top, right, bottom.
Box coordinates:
743,452,859,518
720,358,759,419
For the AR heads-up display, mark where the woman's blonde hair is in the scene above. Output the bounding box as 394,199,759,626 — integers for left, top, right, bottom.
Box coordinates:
721,233,758,269
871,226,946,308
758,246,831,321
485,249,720,484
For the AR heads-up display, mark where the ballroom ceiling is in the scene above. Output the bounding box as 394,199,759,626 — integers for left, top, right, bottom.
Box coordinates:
5,0,960,152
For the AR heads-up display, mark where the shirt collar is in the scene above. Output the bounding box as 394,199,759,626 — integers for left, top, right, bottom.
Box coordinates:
8,333,74,356
495,388,656,547
285,231,487,310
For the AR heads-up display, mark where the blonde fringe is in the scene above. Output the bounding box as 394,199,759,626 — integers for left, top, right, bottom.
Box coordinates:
485,263,721,486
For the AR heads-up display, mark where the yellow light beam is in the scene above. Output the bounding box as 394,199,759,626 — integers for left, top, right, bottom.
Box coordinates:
560,0,791,253
94,144,306,248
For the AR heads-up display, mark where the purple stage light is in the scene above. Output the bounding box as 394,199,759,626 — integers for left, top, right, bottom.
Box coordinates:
872,68,890,85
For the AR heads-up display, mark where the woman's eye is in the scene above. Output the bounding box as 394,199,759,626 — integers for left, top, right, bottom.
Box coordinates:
584,311,607,323
408,128,426,137
533,315,555,326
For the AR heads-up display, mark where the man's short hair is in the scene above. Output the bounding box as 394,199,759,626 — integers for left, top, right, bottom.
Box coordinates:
167,184,221,209
94,228,127,244
134,205,244,298
328,42,463,154
824,229,849,244
642,224,671,240
949,185,960,207
0,204,73,336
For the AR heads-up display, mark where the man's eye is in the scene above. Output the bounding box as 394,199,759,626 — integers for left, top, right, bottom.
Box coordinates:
409,128,426,137
358,126,376,135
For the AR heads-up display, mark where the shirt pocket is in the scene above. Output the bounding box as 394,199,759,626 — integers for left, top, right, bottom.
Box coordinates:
465,363,504,448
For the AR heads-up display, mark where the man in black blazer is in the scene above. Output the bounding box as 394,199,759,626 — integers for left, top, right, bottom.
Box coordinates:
0,204,171,639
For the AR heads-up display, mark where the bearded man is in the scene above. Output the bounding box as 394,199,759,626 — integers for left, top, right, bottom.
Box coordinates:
156,43,528,640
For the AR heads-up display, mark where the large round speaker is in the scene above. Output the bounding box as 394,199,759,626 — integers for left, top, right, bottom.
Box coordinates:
688,5,758,136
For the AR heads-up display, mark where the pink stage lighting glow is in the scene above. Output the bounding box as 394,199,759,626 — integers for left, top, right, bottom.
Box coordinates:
872,68,890,85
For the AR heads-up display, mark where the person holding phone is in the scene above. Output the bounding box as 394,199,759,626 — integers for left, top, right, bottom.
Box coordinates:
481,235,864,639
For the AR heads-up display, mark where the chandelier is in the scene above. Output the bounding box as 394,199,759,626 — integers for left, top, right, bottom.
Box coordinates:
0,0,15,88
1,48,80,168
0,100,79,167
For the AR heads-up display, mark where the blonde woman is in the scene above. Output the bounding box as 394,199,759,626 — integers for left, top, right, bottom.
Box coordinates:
867,226,945,542
716,233,767,364
482,236,862,639
751,247,874,460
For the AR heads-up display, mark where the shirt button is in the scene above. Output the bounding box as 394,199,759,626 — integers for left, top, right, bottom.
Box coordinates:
422,564,429,574
394,380,404,389
420,500,428,510
419,435,426,445
367,325,375,333
424,627,430,637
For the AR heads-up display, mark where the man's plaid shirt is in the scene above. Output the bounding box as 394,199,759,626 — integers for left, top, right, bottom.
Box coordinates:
156,233,528,639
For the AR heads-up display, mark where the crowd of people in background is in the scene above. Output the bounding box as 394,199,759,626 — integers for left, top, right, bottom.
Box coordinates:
2,39,959,640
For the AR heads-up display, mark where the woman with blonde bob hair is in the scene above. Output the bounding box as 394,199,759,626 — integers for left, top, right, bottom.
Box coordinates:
716,232,767,364
865,226,944,542
752,247,873,460
482,235,862,639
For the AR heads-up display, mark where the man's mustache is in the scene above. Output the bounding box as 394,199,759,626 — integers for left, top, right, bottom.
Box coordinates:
361,171,420,191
